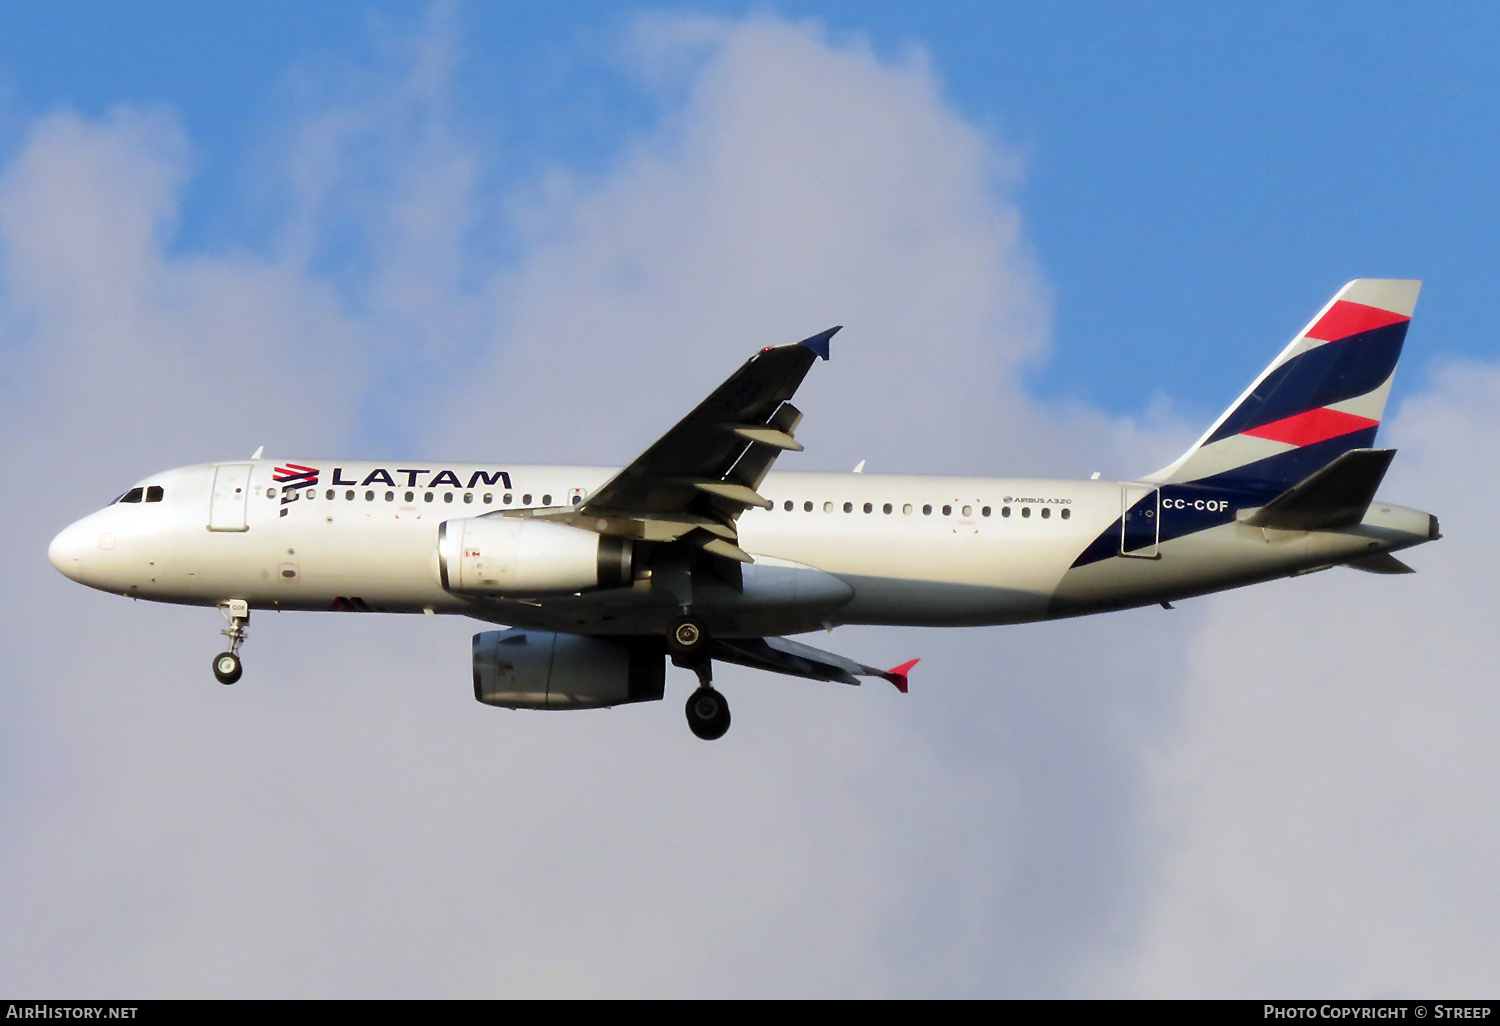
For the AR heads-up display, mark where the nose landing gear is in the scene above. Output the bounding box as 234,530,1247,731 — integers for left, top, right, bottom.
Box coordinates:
212,599,249,685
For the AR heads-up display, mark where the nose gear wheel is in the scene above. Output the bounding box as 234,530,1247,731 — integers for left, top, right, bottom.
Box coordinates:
212,651,242,685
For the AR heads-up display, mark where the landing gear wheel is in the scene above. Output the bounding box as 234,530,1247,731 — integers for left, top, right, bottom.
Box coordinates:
685,686,731,741
667,616,709,660
212,651,243,685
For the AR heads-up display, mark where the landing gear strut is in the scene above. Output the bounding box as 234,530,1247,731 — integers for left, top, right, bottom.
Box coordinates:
683,659,730,741
213,599,249,685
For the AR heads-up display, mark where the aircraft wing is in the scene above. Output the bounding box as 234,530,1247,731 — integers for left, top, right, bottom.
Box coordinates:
536,327,837,560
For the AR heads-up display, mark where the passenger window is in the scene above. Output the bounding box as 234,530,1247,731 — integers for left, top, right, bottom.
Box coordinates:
463,493,473,504
923,504,932,515
386,491,395,502
146,486,164,502
346,490,355,500
843,501,853,513
903,503,913,515
503,493,512,505
307,489,316,500
365,490,375,501
784,500,793,511
1021,507,1030,518
883,503,892,514
120,487,143,503
483,493,493,504
862,502,872,514
1041,507,1051,519
444,492,454,503
804,501,813,512
823,501,833,512
266,488,276,499
961,505,972,517
942,505,952,516
572,495,582,505
325,489,334,500
424,492,434,503
542,494,552,505
523,493,533,505
404,491,414,503
1061,508,1071,520
981,506,991,517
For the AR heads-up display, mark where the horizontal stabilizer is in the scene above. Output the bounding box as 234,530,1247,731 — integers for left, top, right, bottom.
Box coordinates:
1241,448,1396,531
711,635,906,689
1343,552,1416,575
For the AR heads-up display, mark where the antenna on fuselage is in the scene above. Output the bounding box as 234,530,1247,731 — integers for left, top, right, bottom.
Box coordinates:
251,446,264,460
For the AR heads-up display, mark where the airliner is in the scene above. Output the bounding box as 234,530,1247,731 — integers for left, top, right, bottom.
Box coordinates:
48,279,1438,739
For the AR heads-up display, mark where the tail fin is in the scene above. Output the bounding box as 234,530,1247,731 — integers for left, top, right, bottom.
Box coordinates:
1148,279,1420,492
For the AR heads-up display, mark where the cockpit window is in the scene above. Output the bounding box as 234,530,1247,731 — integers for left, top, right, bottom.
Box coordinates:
116,487,144,504
146,485,164,502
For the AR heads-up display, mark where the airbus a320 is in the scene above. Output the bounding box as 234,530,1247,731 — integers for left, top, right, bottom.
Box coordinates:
49,279,1438,739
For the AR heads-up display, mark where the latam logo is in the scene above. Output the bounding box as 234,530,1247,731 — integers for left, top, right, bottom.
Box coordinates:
275,466,516,491
276,466,516,504
274,464,320,488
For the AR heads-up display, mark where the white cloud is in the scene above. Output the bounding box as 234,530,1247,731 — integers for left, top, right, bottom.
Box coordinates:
438,15,1055,477
1102,360,1500,996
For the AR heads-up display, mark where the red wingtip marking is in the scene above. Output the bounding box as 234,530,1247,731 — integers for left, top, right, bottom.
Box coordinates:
1306,300,1409,342
886,658,920,694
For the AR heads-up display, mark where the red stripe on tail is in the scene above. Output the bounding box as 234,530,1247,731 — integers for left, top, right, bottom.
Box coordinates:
1242,407,1380,447
1306,300,1409,342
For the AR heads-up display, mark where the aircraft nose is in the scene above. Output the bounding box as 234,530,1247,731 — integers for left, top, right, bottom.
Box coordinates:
48,520,91,581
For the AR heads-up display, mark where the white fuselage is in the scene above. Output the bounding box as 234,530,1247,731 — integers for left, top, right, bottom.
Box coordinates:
49,459,1435,638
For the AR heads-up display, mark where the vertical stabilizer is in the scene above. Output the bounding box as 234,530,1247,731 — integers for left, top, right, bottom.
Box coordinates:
1147,279,1420,491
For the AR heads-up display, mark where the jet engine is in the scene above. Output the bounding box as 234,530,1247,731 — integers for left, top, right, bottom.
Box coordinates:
438,515,633,596
473,630,665,709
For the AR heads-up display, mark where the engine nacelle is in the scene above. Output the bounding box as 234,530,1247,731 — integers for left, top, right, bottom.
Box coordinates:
473,630,665,709
438,515,633,596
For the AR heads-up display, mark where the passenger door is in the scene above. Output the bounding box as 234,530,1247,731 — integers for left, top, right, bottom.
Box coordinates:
1120,484,1159,558
208,464,252,532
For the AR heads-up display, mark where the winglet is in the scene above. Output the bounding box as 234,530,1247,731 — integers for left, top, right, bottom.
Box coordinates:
797,326,841,361
884,658,919,694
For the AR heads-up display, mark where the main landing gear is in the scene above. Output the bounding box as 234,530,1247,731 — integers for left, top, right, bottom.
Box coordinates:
669,616,729,740
212,599,249,685
684,679,731,741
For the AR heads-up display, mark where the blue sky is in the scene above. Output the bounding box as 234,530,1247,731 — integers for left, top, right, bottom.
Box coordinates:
4,3,1500,998
6,2,1496,421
